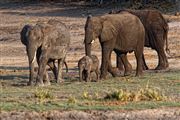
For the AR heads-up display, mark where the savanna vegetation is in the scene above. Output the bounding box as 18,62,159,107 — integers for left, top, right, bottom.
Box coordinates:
0,69,180,111
0,0,180,119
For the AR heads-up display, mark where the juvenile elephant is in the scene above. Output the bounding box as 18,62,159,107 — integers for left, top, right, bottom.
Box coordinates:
110,9,169,72
84,12,145,79
78,55,99,82
20,20,70,86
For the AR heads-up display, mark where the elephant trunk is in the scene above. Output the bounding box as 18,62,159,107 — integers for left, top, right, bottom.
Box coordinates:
85,43,91,56
27,46,37,85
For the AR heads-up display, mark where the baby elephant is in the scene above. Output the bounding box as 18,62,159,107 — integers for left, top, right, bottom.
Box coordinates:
78,55,99,82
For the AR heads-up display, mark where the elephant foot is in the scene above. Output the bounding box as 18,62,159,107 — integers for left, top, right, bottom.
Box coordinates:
142,65,149,70
35,82,44,87
94,79,98,82
57,79,64,84
117,67,124,72
124,68,132,76
44,81,51,86
124,64,133,76
100,74,108,80
155,65,168,70
111,71,121,77
27,81,33,86
119,70,124,76
109,67,123,77
117,67,124,76
85,79,91,82
135,72,143,77
124,71,131,76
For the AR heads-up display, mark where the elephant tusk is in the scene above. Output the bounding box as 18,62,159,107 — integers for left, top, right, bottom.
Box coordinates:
31,51,36,64
91,39,95,44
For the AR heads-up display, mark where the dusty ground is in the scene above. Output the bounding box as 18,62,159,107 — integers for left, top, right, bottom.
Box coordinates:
0,108,180,120
0,2,180,120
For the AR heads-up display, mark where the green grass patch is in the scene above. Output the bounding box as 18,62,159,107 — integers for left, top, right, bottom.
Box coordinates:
0,70,180,111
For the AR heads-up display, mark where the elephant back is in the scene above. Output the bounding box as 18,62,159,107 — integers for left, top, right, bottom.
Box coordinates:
48,19,70,47
122,9,168,49
109,9,168,49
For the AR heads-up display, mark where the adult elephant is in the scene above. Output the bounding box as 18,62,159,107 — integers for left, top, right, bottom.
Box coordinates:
110,9,169,72
84,12,145,79
20,20,70,86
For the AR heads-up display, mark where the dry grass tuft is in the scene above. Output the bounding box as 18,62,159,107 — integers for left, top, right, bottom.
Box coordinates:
104,85,167,102
68,96,77,104
34,88,54,104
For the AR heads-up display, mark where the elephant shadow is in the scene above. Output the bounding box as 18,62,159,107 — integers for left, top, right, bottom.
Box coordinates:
0,66,29,87
58,67,80,84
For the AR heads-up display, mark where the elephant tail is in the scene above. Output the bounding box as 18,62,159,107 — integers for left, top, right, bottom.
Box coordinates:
64,61,68,73
162,16,170,55
157,11,171,56
164,27,170,55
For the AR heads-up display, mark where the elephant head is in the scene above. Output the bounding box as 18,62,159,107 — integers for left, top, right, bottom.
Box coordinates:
20,24,47,85
84,15,117,56
84,15,103,56
78,55,99,82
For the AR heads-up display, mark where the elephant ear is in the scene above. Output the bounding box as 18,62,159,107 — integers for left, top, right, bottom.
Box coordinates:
20,25,32,46
100,20,117,42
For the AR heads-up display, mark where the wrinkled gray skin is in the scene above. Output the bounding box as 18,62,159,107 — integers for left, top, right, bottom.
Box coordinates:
20,20,70,86
110,9,169,73
84,13,145,79
78,55,99,82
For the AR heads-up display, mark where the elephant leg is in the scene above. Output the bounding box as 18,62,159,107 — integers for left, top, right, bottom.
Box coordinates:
142,54,149,70
100,45,111,79
48,60,58,80
43,72,51,86
116,55,124,71
120,54,132,76
107,51,120,77
134,51,143,77
95,69,100,81
154,30,169,70
36,55,50,86
155,48,169,70
82,70,86,81
86,70,91,82
36,57,48,86
57,59,64,84
79,68,83,82
28,62,34,86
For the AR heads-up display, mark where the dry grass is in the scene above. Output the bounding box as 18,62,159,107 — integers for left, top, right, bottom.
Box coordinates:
0,70,179,111
104,87,167,102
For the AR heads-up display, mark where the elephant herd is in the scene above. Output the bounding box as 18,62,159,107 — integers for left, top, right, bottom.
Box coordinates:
20,9,169,86
21,20,70,86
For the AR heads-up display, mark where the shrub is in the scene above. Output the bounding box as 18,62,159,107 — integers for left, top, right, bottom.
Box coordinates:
34,88,54,104
104,87,167,102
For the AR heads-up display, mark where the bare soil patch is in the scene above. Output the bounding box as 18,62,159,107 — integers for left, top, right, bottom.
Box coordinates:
0,108,180,120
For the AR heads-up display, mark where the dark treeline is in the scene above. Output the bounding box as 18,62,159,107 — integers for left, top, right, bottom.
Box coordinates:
91,0,178,5
2,0,178,4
